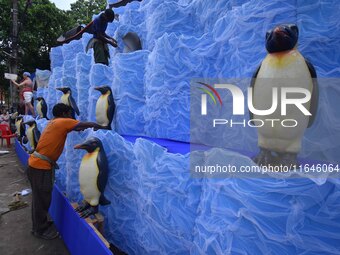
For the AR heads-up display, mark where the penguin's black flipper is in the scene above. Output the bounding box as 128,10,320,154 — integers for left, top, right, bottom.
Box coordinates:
22,136,28,144
107,92,116,130
97,149,111,206
249,64,262,121
33,128,41,148
99,194,111,206
41,100,48,119
305,59,318,127
69,96,80,116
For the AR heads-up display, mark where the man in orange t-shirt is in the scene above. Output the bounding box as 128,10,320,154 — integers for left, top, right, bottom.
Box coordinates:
27,103,107,240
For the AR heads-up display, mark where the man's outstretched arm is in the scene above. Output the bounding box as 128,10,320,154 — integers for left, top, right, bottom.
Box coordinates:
73,122,109,131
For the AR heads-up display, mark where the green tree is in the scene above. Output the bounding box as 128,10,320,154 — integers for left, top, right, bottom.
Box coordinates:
67,0,107,25
19,0,73,71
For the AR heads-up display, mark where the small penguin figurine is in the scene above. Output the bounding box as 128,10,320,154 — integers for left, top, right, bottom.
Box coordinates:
94,86,115,130
250,24,318,167
56,87,80,119
15,116,27,145
36,97,49,119
24,120,41,152
74,137,110,218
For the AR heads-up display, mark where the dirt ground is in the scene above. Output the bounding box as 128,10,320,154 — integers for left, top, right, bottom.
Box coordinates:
0,147,69,255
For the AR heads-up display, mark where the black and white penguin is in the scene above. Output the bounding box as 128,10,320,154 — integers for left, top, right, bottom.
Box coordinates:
24,120,41,152
15,116,27,145
74,137,110,218
36,97,49,119
94,86,115,130
250,24,318,167
56,87,80,119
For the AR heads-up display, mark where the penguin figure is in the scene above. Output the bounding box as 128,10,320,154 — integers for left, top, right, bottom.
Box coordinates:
36,97,49,119
56,87,80,119
15,116,27,145
24,120,41,152
94,86,115,130
74,137,110,218
250,24,318,167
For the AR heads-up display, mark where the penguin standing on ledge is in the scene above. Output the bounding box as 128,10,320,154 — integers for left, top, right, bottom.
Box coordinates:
36,97,49,119
74,137,110,218
250,24,318,167
95,86,115,130
24,120,41,153
56,87,80,119
15,116,27,145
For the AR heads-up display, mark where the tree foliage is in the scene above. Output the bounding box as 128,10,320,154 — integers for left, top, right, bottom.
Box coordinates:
67,0,107,25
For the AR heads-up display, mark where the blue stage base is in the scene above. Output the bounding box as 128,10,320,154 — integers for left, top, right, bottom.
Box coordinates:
15,139,112,255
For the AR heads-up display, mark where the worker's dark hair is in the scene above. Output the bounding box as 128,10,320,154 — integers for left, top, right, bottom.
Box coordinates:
52,103,72,118
104,9,115,22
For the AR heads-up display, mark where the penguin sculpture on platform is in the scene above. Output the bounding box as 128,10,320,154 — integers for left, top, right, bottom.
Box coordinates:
15,116,27,145
94,86,115,130
74,137,110,218
250,24,318,167
36,97,49,119
56,87,80,119
24,120,41,152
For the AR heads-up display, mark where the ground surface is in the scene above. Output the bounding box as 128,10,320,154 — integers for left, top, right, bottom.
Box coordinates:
0,146,69,255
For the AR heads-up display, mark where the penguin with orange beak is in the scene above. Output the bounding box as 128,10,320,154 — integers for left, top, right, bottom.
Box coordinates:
250,24,318,167
94,86,115,130
74,137,110,218
56,87,79,119
36,97,49,119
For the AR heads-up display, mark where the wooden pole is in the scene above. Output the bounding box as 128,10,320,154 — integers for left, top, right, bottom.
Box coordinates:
10,0,19,107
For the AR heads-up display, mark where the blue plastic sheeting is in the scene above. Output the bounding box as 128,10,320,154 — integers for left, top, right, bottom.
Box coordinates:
123,135,190,154
15,139,29,166
50,185,112,255
76,53,92,121
34,69,51,88
113,50,149,134
47,129,340,254
46,67,62,119
50,46,63,69
61,39,85,61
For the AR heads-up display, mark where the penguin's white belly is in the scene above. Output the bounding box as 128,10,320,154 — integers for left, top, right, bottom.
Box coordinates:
37,102,43,117
27,126,35,149
96,95,109,126
79,151,101,206
60,94,69,105
15,121,21,136
254,51,314,153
